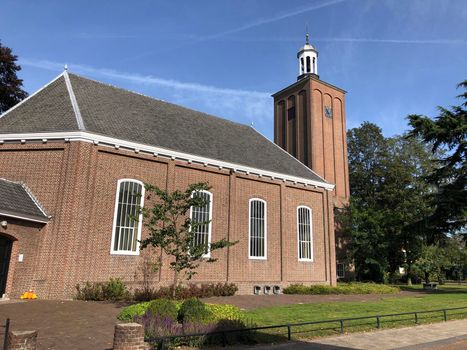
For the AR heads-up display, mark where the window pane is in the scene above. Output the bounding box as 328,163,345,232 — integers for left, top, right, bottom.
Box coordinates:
112,181,143,252
250,200,266,258
298,207,312,260
191,191,212,255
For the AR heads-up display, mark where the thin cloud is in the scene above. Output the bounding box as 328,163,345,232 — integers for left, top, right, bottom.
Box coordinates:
19,58,271,98
200,0,347,40
19,58,273,132
219,36,467,45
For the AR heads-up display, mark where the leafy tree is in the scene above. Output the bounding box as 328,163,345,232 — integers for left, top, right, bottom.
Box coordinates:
0,40,28,114
139,182,236,296
407,81,467,240
344,123,435,282
413,244,450,284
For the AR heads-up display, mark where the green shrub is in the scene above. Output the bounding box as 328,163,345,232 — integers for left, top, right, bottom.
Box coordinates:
103,278,129,301
117,300,243,323
207,303,243,321
76,278,130,301
283,283,400,295
75,281,105,301
178,298,213,323
117,302,151,321
131,282,238,301
147,298,178,320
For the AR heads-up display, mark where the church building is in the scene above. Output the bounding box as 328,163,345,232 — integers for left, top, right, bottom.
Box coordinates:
0,36,348,299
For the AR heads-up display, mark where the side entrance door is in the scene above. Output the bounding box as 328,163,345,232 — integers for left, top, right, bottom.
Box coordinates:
0,237,12,296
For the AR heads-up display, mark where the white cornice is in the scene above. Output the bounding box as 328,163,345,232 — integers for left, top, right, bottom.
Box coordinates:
0,131,335,190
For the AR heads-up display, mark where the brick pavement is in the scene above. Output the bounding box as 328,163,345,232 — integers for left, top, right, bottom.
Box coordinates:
241,319,467,350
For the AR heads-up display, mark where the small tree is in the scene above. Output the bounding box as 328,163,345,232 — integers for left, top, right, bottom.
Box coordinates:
139,182,236,297
0,40,28,114
413,244,450,284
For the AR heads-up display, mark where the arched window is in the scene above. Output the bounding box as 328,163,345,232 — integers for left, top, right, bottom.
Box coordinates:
300,57,304,74
313,57,316,73
111,179,145,255
306,56,311,73
297,206,313,261
190,190,212,257
249,198,267,259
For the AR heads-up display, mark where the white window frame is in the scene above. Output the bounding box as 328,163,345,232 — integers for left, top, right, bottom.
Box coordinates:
248,198,267,260
110,179,145,256
297,205,313,262
337,263,345,278
189,190,213,258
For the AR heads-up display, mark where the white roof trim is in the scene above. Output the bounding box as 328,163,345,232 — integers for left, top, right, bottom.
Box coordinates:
0,72,65,120
63,71,85,130
0,131,335,190
0,210,49,224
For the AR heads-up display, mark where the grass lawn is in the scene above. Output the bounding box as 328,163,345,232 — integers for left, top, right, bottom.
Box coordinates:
243,284,467,341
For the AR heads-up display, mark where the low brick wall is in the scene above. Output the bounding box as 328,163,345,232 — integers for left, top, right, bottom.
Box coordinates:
7,330,37,350
113,323,149,350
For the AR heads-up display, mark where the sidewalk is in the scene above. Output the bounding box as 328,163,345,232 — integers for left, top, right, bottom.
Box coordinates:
242,319,467,350
314,319,467,349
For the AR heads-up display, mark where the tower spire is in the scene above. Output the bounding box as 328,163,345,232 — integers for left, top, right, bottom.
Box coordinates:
297,33,318,80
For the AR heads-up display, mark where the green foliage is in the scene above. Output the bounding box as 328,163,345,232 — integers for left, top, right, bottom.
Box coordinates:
75,278,129,301
147,299,178,321
178,298,213,323
0,40,28,114
207,303,243,321
117,302,151,321
407,80,467,239
75,281,105,301
139,182,237,296
117,299,244,323
342,122,436,282
103,278,129,300
133,282,238,301
283,283,400,295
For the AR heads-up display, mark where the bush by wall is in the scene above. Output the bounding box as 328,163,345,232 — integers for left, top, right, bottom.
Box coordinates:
75,278,129,301
133,282,238,301
283,283,400,295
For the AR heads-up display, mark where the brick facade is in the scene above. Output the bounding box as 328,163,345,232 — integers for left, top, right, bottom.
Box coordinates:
0,140,336,299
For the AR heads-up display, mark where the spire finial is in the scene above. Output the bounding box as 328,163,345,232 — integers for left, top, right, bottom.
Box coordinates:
305,25,309,44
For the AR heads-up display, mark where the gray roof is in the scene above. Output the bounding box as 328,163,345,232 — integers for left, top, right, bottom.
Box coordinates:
0,179,49,222
0,72,329,184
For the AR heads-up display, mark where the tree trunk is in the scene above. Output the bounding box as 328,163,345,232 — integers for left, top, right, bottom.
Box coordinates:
172,269,179,298
424,271,430,284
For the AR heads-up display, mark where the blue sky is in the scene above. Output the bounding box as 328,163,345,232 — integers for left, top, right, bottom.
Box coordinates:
1,0,466,139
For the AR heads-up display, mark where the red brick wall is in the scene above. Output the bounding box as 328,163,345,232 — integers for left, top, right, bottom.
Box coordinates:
0,140,336,299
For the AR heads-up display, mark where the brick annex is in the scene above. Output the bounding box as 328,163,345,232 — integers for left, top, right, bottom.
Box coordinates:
0,37,349,299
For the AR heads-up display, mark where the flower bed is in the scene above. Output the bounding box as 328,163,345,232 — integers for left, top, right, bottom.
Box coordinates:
118,298,252,348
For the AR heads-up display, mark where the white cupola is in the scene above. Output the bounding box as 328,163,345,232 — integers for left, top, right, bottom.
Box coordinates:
297,33,318,80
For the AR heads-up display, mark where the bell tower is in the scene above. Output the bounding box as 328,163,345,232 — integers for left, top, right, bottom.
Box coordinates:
273,34,350,206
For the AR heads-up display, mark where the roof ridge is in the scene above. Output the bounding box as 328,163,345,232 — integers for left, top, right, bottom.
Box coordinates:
66,71,251,129
0,72,65,120
250,127,331,185
20,183,49,218
63,71,86,130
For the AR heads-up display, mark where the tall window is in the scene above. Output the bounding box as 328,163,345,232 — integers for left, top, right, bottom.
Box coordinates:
111,179,144,255
249,199,267,259
190,190,212,257
306,56,311,73
297,206,313,261
337,263,345,278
